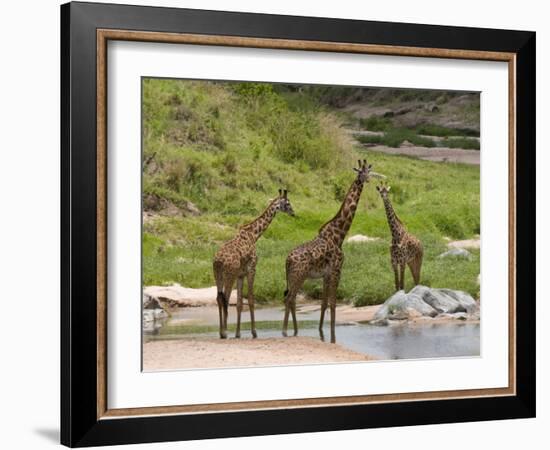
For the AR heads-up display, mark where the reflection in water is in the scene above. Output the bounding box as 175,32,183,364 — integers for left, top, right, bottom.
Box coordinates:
145,306,480,360
143,318,168,335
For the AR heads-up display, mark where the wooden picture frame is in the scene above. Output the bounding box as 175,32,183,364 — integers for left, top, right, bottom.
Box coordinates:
61,1,535,447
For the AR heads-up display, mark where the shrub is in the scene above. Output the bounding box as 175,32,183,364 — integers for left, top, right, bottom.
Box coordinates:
415,123,480,138
443,137,480,150
357,128,436,148
359,116,392,132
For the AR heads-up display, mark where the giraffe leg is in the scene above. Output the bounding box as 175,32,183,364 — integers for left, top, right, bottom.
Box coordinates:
283,286,300,337
247,268,257,339
408,253,422,286
399,264,406,291
213,263,226,339
216,293,225,339
414,251,423,285
283,268,305,337
327,269,341,344
329,302,337,344
282,295,290,338
319,276,329,341
291,298,298,336
222,278,234,339
392,261,399,291
282,288,294,337
235,277,244,338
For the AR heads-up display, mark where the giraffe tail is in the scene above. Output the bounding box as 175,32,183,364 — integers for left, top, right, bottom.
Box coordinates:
213,259,226,304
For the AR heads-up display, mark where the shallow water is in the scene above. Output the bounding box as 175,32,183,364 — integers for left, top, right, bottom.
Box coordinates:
146,305,480,360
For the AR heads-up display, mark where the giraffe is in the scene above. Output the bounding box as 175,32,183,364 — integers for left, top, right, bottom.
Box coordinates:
282,160,382,344
376,182,423,291
213,189,294,339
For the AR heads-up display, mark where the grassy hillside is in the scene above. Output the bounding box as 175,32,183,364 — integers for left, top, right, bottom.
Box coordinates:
142,79,480,306
326,86,481,135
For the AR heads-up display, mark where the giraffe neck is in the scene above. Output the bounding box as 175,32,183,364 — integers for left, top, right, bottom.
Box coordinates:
240,199,278,242
319,179,364,247
382,196,405,242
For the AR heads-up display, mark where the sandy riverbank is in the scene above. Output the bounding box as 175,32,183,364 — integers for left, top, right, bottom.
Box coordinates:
143,336,375,371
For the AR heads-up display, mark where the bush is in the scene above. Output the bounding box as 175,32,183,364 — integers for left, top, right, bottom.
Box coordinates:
359,116,392,132
415,123,480,138
443,137,480,150
356,134,383,146
356,128,436,148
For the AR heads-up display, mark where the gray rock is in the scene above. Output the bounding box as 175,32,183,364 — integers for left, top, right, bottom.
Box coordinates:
438,312,468,320
408,285,460,313
143,293,169,329
438,248,472,260
370,318,390,326
374,290,438,320
373,285,479,321
143,310,153,323
469,309,481,321
143,292,164,310
142,308,168,323
424,102,439,113
438,288,478,313
184,200,201,216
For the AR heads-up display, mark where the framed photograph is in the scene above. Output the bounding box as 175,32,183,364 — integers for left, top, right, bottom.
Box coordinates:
61,1,535,447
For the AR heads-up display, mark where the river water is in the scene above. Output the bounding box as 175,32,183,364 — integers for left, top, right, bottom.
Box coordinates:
145,305,480,361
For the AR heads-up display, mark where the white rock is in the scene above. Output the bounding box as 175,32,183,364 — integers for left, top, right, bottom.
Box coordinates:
374,290,438,321
143,292,164,309
438,288,478,313
143,284,238,307
373,285,479,322
346,234,380,244
438,248,472,260
408,285,460,313
447,238,480,249
143,308,167,322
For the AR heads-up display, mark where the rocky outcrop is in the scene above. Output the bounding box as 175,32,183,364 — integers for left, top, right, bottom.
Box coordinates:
372,285,479,325
142,193,200,217
143,292,169,333
143,308,168,323
143,284,238,308
438,248,472,260
346,234,380,244
143,292,166,310
447,238,480,250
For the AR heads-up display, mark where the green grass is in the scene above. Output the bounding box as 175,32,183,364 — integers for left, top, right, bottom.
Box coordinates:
358,116,392,132
356,128,436,148
357,117,480,151
442,137,480,150
356,131,480,151
142,79,480,307
143,149,480,306
414,124,480,138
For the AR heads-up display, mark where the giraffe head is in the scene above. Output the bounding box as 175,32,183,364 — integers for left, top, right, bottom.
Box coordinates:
274,189,295,216
376,182,391,199
353,159,373,183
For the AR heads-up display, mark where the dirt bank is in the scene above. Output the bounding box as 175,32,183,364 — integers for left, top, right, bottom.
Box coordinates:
368,145,480,165
143,336,374,371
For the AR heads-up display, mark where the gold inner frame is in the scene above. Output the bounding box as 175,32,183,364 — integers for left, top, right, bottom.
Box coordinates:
96,29,517,420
